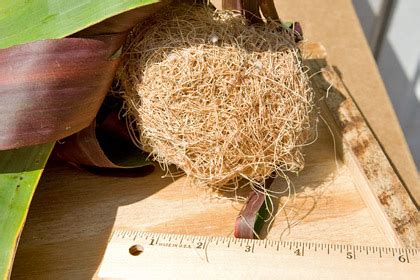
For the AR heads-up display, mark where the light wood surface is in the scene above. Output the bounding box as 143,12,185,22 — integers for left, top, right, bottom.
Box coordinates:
98,230,420,279
302,43,418,246
274,0,420,206
12,1,419,279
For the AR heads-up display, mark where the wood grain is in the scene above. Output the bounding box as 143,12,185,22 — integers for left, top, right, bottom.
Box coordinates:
301,43,419,247
98,231,420,279
273,0,420,207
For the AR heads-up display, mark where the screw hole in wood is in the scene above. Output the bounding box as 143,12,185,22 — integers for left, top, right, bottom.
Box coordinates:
129,244,144,256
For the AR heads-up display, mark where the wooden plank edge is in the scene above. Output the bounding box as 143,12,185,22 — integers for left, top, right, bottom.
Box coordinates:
301,42,419,247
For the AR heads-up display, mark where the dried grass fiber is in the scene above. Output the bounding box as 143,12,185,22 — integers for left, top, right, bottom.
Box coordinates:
119,4,315,189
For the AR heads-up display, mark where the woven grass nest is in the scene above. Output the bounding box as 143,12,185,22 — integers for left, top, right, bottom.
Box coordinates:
119,4,315,190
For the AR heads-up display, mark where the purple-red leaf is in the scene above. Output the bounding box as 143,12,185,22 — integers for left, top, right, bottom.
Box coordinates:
53,101,153,173
0,2,166,151
0,36,123,150
234,190,268,239
235,176,275,239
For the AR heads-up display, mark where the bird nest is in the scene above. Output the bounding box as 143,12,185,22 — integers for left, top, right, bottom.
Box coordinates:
118,4,315,190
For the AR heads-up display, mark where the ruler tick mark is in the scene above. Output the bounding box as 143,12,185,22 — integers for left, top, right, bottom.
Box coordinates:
107,230,420,273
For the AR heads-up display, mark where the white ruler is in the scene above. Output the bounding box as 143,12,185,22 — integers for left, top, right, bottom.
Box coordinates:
98,229,419,279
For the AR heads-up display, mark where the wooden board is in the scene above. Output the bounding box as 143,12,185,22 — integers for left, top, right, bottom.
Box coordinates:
98,230,420,279
11,42,419,279
275,0,420,207
13,44,419,279
301,43,419,247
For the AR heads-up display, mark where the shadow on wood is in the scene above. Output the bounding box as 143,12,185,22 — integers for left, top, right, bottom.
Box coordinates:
12,161,170,279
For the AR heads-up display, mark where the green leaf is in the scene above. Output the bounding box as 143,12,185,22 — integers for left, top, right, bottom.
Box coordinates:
0,143,54,279
253,198,270,238
0,1,162,278
0,0,159,49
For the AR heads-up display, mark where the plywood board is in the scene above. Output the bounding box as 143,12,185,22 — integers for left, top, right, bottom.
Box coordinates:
11,43,418,279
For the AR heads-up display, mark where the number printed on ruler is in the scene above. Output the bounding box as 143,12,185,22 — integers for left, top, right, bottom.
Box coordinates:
99,230,420,279
111,229,418,263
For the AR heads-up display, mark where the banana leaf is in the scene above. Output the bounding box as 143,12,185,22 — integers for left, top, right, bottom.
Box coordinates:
0,1,165,278
0,0,161,49
0,144,53,280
